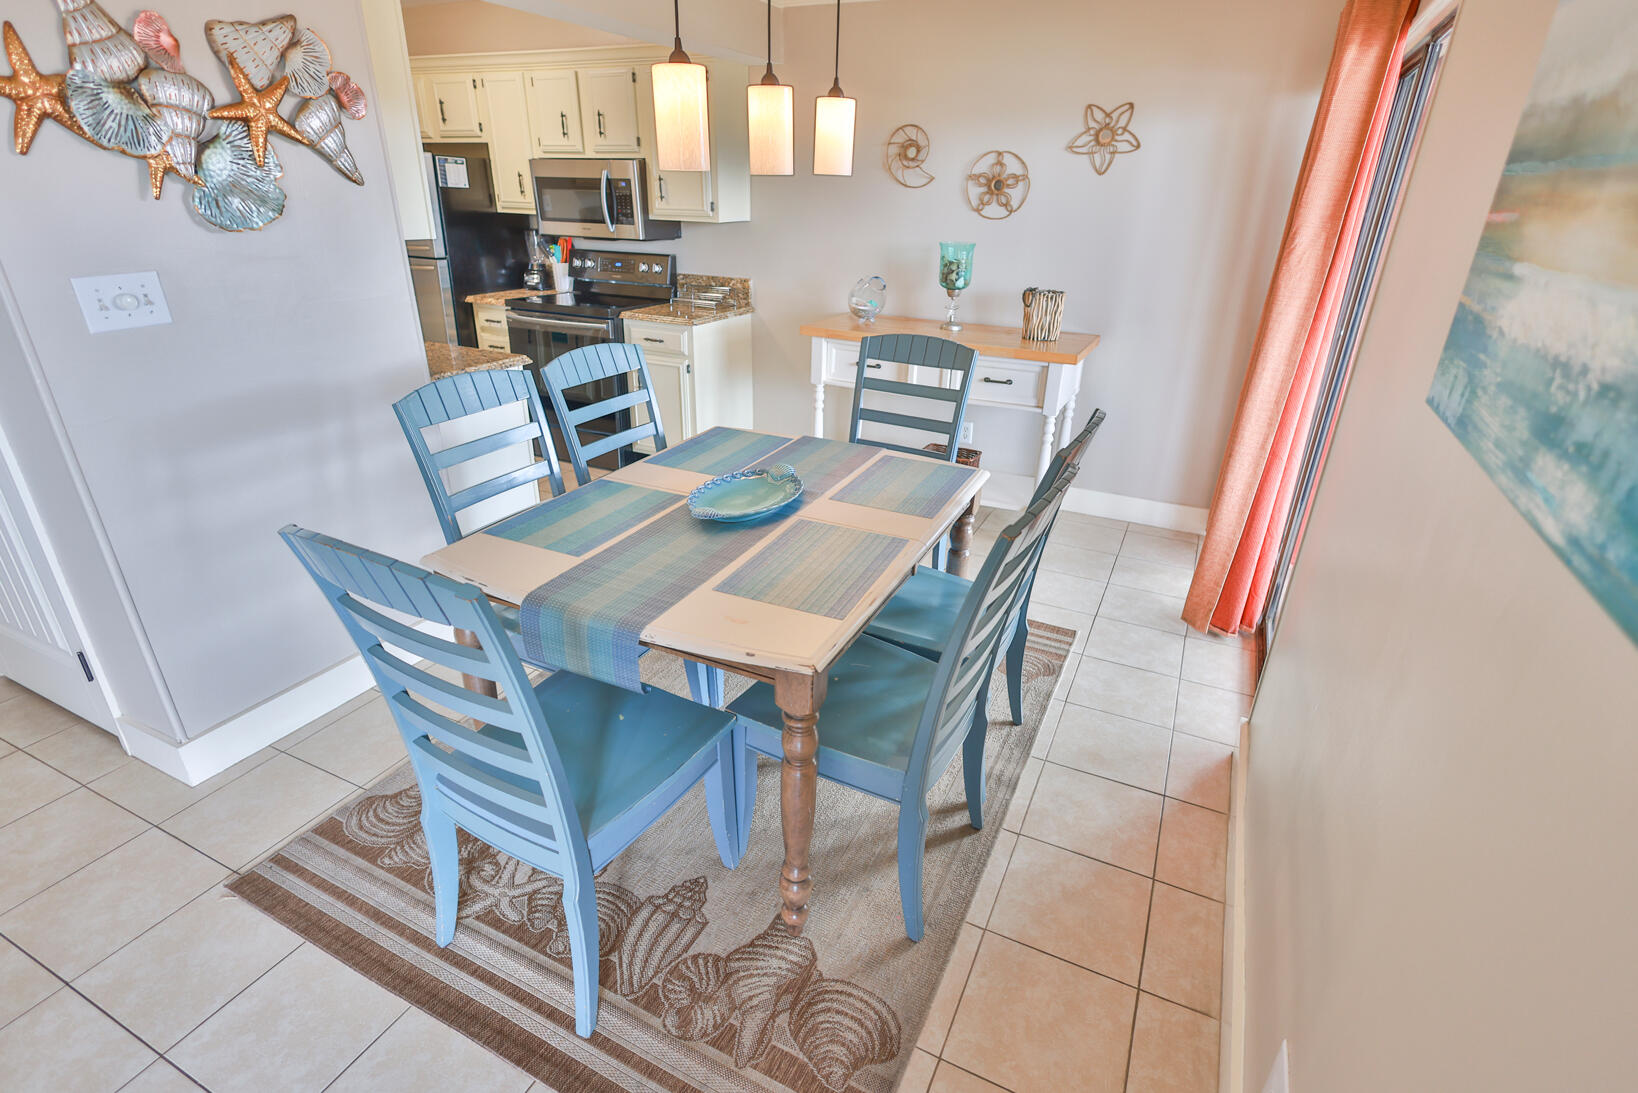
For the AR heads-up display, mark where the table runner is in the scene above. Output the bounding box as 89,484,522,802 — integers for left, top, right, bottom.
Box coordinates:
831,454,979,518
714,520,909,619
518,506,783,691
766,435,879,501
644,426,792,476
485,480,677,556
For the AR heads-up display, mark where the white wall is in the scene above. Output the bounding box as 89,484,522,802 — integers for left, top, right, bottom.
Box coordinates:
477,0,1341,507
403,1,640,55
1244,1,1638,1089
0,2,439,741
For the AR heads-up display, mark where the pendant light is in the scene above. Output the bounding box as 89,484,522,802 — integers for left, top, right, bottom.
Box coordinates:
812,0,856,176
746,0,793,175
652,0,710,171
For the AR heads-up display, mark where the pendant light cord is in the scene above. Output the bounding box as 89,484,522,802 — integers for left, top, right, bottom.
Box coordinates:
761,0,777,83
828,0,843,96
668,0,688,62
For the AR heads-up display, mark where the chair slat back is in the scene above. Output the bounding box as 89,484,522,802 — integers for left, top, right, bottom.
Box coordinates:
541,343,668,485
848,334,977,460
394,369,565,543
279,525,591,875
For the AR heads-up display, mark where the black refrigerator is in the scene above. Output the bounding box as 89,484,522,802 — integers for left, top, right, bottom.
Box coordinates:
408,144,532,348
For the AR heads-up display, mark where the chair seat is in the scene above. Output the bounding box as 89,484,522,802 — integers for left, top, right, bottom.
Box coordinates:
726,635,941,801
863,565,972,659
456,670,734,856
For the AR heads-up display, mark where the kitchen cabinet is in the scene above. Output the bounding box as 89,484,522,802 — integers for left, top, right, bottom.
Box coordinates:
473,304,510,352
481,71,535,213
413,74,435,140
525,69,583,154
652,167,711,219
427,74,484,139
580,66,642,155
625,315,754,453
645,60,749,224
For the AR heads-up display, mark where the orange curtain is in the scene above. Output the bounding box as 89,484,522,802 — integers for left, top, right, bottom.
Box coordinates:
1183,0,1419,635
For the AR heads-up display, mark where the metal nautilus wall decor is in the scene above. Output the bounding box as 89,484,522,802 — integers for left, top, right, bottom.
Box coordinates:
885,123,933,188
965,149,1029,219
0,1,369,231
1067,102,1140,175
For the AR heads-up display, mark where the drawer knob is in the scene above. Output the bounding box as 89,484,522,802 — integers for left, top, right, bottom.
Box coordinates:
982,376,1015,385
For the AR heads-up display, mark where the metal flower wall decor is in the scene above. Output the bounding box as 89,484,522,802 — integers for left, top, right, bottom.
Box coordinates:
965,149,1029,219
1068,102,1140,175
0,1,369,232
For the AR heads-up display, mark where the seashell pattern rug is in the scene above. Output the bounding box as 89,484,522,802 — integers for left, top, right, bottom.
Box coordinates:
228,623,1074,1093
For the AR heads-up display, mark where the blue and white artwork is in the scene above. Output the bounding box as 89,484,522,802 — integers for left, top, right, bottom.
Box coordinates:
1426,0,1638,644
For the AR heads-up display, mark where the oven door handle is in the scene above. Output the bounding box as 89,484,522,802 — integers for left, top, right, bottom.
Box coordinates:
505,313,612,336
599,168,615,233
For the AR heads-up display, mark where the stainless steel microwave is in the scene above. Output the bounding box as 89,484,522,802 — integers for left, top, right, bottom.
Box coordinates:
529,157,680,241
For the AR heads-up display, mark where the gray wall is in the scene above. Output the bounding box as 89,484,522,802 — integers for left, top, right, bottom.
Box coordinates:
0,1,439,740
609,0,1340,503
1245,1,1638,1089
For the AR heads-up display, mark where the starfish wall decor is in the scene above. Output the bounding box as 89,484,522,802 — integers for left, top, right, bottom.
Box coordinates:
1068,102,1140,175
0,3,368,231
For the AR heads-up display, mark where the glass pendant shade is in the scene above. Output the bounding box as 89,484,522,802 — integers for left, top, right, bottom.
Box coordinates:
813,91,856,176
652,54,710,171
747,80,794,175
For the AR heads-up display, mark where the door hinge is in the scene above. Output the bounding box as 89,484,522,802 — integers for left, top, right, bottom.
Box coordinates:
77,651,94,682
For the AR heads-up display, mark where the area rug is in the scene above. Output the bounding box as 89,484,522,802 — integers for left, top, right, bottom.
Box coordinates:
229,623,1074,1093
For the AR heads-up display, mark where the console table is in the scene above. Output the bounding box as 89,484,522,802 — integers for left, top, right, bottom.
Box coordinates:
799,314,1101,481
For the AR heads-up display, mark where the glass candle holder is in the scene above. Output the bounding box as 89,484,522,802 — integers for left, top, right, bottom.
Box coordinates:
938,241,975,331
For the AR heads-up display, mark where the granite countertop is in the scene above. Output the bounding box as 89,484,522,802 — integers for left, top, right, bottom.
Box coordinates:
622,273,753,326
464,288,541,307
424,341,530,377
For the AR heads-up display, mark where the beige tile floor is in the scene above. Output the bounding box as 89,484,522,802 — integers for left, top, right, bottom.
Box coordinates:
0,507,1241,1093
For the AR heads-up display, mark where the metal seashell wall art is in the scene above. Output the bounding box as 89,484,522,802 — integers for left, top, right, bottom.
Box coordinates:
885,123,933,188
965,149,1030,219
0,3,366,231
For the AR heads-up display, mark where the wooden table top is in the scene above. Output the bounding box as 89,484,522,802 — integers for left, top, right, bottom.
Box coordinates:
799,313,1100,365
421,432,988,679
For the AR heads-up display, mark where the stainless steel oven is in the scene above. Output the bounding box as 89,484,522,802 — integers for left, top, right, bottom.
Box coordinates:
529,157,680,241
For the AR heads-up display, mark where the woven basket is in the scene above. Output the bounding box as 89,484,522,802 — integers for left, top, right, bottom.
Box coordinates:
1022,288,1066,341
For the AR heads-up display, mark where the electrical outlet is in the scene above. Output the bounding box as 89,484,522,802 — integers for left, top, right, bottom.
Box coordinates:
960,422,975,445
71,271,171,333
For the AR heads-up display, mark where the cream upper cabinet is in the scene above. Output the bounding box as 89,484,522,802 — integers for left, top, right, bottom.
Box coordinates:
525,69,583,154
580,66,642,155
481,72,535,213
642,60,748,224
653,167,711,219
413,74,435,140
428,74,484,138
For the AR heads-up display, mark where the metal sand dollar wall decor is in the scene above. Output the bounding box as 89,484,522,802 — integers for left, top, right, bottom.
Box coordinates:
965,149,1029,219
0,1,370,231
1068,102,1140,175
885,123,933,188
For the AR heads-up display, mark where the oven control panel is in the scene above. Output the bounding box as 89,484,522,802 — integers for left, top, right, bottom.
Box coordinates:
567,250,675,287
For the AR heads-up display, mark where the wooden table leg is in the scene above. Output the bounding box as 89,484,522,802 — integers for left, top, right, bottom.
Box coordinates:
454,628,499,699
947,491,981,578
774,668,828,933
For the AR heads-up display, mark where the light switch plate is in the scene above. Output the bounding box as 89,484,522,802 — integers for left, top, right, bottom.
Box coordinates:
71,271,171,333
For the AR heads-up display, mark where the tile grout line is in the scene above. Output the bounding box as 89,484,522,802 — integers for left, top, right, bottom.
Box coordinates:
316,1000,415,1092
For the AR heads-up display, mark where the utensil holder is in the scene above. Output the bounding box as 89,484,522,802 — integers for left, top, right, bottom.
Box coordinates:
547,262,571,293
1022,288,1066,342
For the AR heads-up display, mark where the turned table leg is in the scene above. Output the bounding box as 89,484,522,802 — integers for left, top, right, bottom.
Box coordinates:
454,628,499,700
1059,391,1078,447
1037,412,1056,483
774,669,827,933
947,492,980,578
813,383,826,438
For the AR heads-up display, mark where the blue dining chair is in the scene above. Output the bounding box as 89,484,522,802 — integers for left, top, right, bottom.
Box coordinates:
540,343,668,486
726,471,1073,941
394,369,565,543
849,334,979,569
865,410,1106,725
279,525,742,1038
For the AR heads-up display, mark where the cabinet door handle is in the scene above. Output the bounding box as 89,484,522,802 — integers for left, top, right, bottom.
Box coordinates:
658,176,667,201
437,98,447,124
560,111,568,138
981,376,1014,385
597,109,605,137
642,336,664,344
517,171,524,195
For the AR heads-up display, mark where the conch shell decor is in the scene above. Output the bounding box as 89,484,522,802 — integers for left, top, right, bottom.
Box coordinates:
1,6,365,230
615,876,709,997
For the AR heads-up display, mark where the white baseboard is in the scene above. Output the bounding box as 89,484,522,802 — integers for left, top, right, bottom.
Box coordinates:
979,471,1209,534
116,653,377,786
1225,715,1251,1093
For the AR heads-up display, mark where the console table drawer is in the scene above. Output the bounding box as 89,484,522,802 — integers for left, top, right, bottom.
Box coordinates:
971,359,1044,407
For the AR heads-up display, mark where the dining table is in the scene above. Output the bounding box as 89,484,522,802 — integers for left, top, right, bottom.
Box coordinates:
419,426,988,934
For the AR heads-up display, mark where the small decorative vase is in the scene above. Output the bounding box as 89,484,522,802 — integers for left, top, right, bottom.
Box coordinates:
849,276,887,322
938,241,975,331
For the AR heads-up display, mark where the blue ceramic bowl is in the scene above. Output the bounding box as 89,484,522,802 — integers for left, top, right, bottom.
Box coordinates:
687,464,804,523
